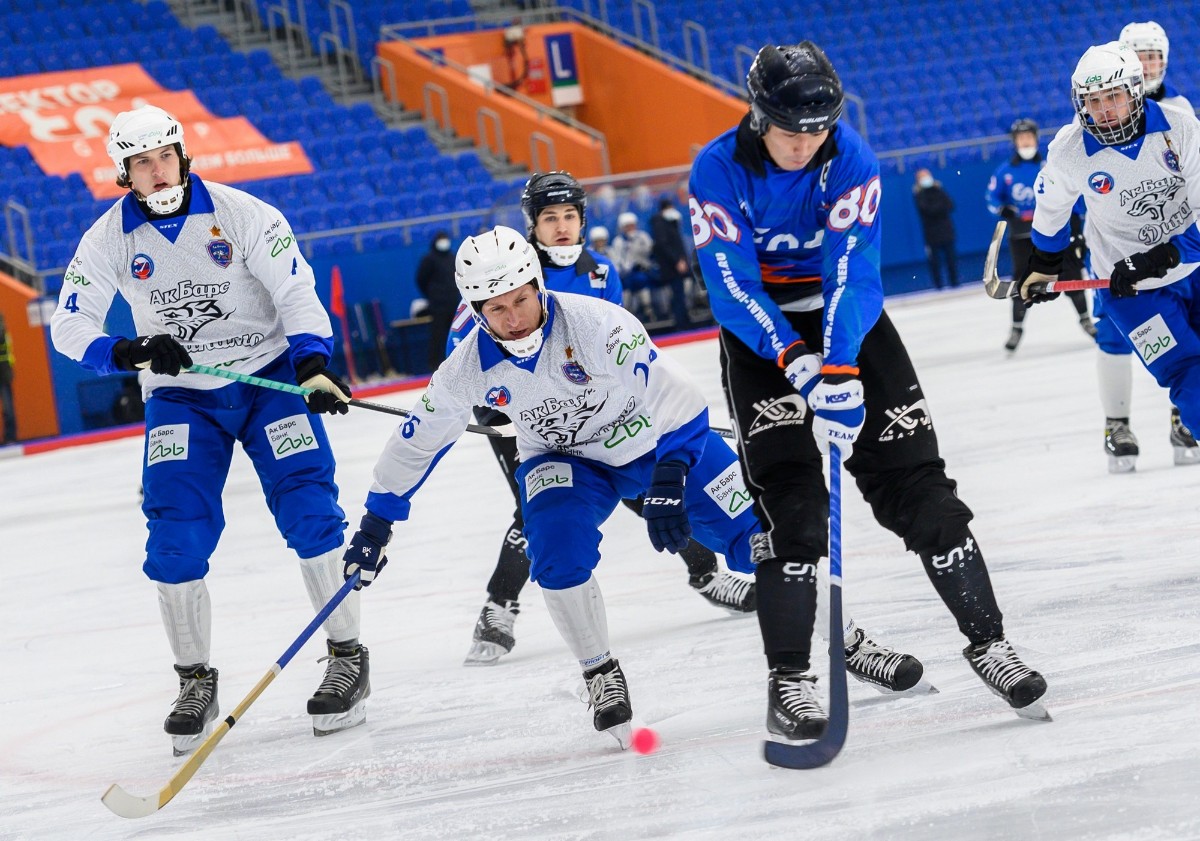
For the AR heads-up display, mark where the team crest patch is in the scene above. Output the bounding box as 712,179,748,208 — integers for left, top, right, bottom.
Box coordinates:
207,239,233,268
485,385,512,408
1088,172,1114,194
562,361,590,384
266,414,318,459
131,253,154,279
147,423,188,466
1163,149,1181,173
1128,313,1177,366
524,461,572,501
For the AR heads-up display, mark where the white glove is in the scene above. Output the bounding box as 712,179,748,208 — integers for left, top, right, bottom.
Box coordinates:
778,341,822,400
807,375,865,459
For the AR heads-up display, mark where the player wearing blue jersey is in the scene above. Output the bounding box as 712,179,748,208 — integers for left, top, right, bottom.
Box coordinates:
340,226,922,748
458,172,754,667
1083,22,1199,472
986,118,1095,351
689,42,1047,739
1019,41,1200,473
49,106,369,755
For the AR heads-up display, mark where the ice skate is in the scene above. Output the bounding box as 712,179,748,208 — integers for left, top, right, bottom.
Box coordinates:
1004,326,1023,352
962,636,1049,721
164,664,218,757
1079,314,1098,338
308,639,370,736
689,569,756,614
844,626,934,694
766,668,828,742
1104,417,1138,473
583,658,633,748
1170,407,1199,466
463,600,520,666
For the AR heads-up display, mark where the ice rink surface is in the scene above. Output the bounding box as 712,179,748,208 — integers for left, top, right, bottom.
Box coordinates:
3,287,1199,841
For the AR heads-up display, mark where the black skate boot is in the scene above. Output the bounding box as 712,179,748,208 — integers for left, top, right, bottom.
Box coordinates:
1104,417,1139,473
583,658,633,748
164,664,219,757
463,600,519,666
308,639,370,736
1170,407,1199,466
844,626,928,693
1004,326,1023,352
963,636,1049,719
689,569,756,614
766,668,828,742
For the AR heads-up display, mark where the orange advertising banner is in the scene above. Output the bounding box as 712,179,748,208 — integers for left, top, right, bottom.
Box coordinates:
0,64,312,197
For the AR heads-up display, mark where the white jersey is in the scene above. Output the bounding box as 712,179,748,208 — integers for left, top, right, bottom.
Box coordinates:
368,292,707,516
50,176,332,397
1033,101,1200,290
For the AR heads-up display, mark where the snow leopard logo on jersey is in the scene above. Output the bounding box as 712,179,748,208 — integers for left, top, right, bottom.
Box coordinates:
1122,176,1184,222
159,299,232,342
878,400,932,442
519,390,608,448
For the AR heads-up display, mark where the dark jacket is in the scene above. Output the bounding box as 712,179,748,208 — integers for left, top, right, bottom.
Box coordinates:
913,182,956,246
415,244,459,313
650,210,688,272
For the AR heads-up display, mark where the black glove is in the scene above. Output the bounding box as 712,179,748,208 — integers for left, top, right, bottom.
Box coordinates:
1069,232,1088,262
1109,242,1180,299
999,206,1018,223
1016,247,1066,305
343,512,393,589
295,356,352,415
642,460,691,554
112,335,192,376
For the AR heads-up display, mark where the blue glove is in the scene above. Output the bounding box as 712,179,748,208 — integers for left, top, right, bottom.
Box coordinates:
807,374,866,460
643,460,691,554
778,340,821,400
1109,242,1180,299
343,512,392,590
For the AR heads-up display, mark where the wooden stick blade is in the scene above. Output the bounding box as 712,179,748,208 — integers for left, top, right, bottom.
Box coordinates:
982,221,1013,299
101,783,164,819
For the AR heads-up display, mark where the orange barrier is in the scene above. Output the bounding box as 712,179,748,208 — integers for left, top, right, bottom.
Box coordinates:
0,272,59,440
380,24,746,175
0,64,313,199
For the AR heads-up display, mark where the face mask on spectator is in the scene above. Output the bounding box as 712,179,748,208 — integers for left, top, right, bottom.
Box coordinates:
662,207,682,222
918,175,934,189
1016,146,1038,161
435,238,451,252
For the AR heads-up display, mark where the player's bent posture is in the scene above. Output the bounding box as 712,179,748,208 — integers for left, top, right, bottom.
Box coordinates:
454,171,754,668
1020,41,1200,467
689,42,1048,737
50,105,368,754
341,226,924,747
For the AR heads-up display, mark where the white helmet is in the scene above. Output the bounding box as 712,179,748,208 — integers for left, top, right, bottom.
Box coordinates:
588,225,610,243
455,225,548,358
1119,21,1169,94
1071,42,1145,146
107,105,188,214
617,211,638,229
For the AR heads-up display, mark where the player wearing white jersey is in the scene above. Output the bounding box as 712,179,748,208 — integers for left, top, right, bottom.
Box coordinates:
340,226,926,749
1086,22,1200,471
1020,43,1200,457
49,105,369,754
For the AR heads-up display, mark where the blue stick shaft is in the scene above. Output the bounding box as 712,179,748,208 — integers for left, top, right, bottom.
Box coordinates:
828,444,842,581
278,572,360,669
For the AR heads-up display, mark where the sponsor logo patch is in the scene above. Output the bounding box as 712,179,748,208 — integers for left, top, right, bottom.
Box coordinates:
747,395,807,435
524,461,572,500
266,414,318,459
147,423,188,465
878,399,932,442
704,463,753,519
1128,313,1177,366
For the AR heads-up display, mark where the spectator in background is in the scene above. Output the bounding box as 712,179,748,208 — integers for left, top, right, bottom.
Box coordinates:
986,119,1094,351
0,312,15,444
415,230,459,372
588,225,611,257
610,211,659,322
650,197,693,329
912,168,959,291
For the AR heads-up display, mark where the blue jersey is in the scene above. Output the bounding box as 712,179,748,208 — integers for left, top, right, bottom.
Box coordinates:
687,119,883,369
446,247,621,354
985,156,1041,234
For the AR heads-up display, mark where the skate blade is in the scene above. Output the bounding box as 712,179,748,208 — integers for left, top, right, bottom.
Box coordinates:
171,721,214,757
1014,701,1053,722
1173,446,1200,466
312,700,367,736
463,640,510,666
858,676,939,697
1107,454,1137,474
605,722,633,750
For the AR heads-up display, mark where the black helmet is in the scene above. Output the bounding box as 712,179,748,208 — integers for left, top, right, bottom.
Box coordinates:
747,42,843,135
520,171,587,232
1010,118,1038,137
